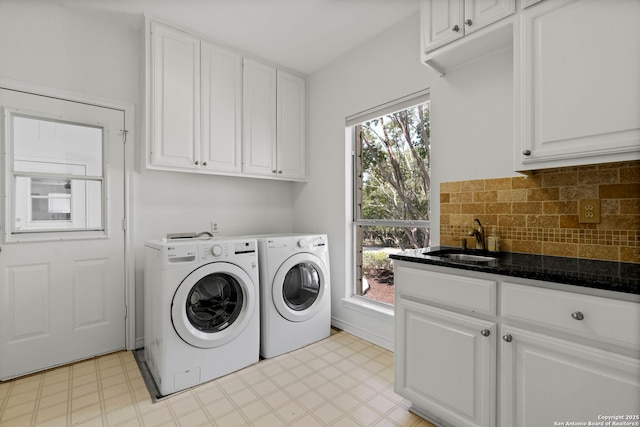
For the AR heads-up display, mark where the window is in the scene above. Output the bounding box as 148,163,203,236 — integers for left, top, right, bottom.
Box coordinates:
9,114,104,235
350,91,431,305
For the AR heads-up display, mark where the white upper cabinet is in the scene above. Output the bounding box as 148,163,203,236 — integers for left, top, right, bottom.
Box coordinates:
421,0,515,53
520,0,543,7
243,59,306,181
514,0,640,171
149,21,201,169
421,0,465,52
146,18,306,181
276,71,306,180
420,0,516,76
464,0,516,34
242,60,277,177
148,20,241,174
201,42,242,173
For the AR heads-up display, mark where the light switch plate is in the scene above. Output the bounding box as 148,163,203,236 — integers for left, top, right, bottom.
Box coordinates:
578,199,600,223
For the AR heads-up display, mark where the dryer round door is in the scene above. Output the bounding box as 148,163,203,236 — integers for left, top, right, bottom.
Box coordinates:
272,253,329,322
172,262,256,348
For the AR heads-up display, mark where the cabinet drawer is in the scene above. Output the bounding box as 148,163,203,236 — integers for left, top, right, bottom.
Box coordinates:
395,264,496,315
502,283,640,350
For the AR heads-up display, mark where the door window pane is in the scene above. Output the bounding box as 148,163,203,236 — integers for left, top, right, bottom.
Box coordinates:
13,115,103,175
10,114,104,233
14,177,103,230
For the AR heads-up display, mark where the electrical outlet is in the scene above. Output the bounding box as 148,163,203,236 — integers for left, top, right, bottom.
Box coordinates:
578,199,600,223
210,221,220,234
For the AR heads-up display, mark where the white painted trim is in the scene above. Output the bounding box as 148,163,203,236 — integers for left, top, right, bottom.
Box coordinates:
334,297,394,351
331,316,394,352
123,105,136,352
0,77,137,352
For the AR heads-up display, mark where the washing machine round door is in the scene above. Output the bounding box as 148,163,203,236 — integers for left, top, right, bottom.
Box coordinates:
272,253,329,322
172,262,256,348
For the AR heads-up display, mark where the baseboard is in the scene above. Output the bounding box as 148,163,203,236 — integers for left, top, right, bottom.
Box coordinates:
330,317,394,351
135,337,145,350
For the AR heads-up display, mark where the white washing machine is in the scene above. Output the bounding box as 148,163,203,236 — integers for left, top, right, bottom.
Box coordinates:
256,234,331,358
144,237,259,396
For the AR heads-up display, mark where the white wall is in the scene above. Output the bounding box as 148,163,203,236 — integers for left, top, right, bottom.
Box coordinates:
0,1,295,345
296,13,516,349
0,1,517,351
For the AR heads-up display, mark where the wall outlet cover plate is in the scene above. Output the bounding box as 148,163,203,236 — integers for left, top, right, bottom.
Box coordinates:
578,199,600,224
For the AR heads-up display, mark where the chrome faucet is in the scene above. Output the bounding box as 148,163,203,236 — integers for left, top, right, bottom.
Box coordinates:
468,218,486,250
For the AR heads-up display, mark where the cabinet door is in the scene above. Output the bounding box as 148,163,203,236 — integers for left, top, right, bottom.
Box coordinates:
421,0,464,53
521,0,543,7
463,0,515,34
276,71,306,180
201,42,242,173
149,22,200,169
514,0,640,171
501,326,640,426
243,59,277,176
395,298,496,427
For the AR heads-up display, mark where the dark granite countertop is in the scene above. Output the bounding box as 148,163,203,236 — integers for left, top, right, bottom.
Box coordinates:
389,246,640,295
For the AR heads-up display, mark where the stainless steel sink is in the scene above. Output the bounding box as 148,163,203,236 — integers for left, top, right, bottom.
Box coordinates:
422,248,504,265
439,253,499,262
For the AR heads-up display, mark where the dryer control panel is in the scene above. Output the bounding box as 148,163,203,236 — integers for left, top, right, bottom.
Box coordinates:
264,235,327,253
295,235,327,252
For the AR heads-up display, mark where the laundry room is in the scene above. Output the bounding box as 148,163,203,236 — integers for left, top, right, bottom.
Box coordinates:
1,0,639,426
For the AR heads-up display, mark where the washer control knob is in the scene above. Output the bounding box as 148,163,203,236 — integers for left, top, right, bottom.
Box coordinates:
211,245,223,257
297,239,307,248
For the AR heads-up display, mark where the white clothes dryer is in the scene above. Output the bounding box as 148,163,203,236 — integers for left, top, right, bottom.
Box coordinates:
144,237,259,396
256,234,331,358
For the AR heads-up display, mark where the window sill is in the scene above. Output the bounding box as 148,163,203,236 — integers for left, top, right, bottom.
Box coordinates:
341,296,394,320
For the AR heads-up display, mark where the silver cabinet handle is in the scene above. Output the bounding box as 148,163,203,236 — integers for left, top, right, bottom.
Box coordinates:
452,24,460,32
278,170,283,174
481,329,491,337
571,311,584,321
503,334,513,343
522,150,532,156
195,160,199,165
465,19,473,26
203,162,207,166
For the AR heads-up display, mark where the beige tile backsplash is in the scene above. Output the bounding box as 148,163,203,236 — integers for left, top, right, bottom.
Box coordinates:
440,161,640,263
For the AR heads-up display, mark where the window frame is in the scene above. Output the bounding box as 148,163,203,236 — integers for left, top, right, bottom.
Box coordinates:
349,90,431,302
4,109,108,243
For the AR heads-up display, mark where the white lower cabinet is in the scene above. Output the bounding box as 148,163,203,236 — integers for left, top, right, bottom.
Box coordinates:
395,298,496,427
500,326,640,426
394,262,497,427
394,261,640,427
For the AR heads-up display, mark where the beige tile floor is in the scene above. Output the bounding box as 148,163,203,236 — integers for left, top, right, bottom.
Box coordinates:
0,330,436,427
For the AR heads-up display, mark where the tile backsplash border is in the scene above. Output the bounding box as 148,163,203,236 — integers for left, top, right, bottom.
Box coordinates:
440,161,640,263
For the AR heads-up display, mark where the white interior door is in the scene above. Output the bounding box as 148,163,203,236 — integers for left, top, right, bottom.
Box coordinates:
0,88,126,380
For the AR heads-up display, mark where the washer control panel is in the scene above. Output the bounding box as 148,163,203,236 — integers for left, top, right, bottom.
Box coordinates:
199,239,257,261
